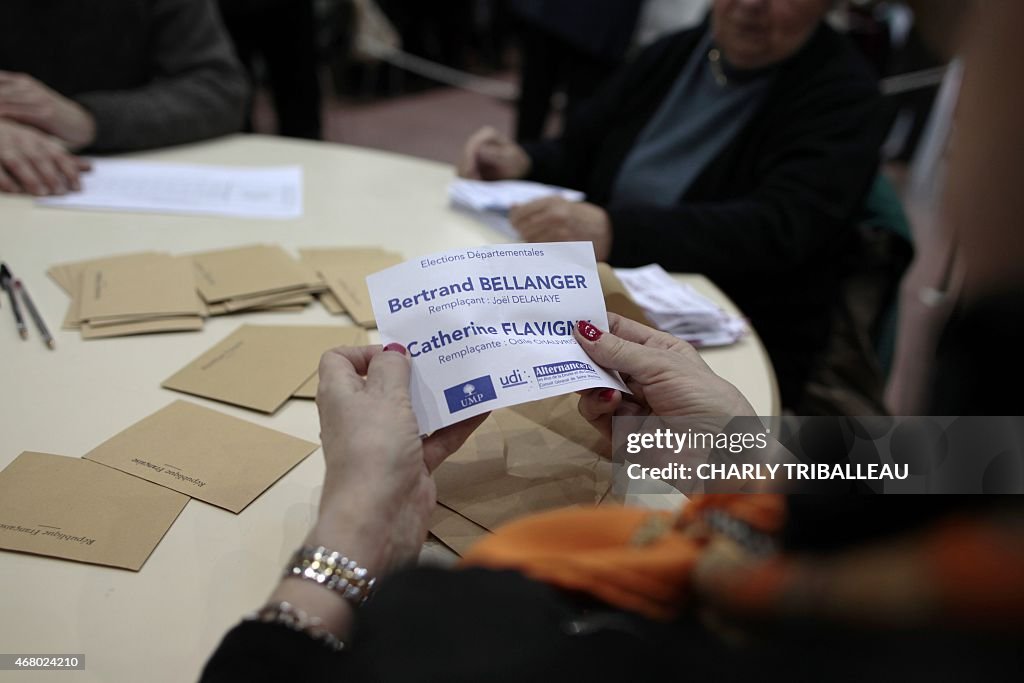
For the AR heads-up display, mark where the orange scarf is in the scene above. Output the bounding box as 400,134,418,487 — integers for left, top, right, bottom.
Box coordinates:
461,496,1024,628
461,495,786,621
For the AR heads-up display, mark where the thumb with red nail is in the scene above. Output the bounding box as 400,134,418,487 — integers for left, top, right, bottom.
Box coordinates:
573,314,756,442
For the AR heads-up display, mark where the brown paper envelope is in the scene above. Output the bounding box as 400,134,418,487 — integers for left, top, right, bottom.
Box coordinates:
197,293,210,317
429,504,490,557
47,265,74,295
161,324,359,413
434,397,612,531
190,244,320,303
220,303,309,314
319,291,345,315
204,301,230,317
65,269,86,329
54,252,168,328
0,452,188,571
597,262,653,327
63,294,82,330
252,304,307,313
51,251,165,289
84,401,319,513
218,291,315,313
85,313,205,329
300,248,401,319
319,254,403,328
291,327,369,399
81,316,204,339
293,374,319,399
507,396,612,460
78,255,203,322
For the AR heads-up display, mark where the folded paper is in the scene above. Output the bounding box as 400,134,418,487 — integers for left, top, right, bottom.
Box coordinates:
37,160,303,219
367,242,627,433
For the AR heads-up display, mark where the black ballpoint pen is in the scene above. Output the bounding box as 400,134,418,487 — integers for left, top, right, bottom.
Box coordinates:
16,279,55,349
0,263,27,340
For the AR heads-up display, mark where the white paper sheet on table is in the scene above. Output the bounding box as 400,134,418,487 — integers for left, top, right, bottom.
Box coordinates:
614,264,747,347
449,179,584,238
367,242,627,433
37,159,303,219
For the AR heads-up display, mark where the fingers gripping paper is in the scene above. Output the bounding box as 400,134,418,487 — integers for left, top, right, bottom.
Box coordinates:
367,242,627,433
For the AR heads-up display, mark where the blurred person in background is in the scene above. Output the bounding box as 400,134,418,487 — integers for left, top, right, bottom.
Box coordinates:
510,1,713,141
459,0,888,408
218,0,323,140
507,0,645,141
0,0,247,197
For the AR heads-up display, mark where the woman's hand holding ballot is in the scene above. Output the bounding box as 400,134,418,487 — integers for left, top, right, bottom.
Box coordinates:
263,344,486,641
311,344,487,576
574,314,756,441
309,316,753,560
262,316,752,640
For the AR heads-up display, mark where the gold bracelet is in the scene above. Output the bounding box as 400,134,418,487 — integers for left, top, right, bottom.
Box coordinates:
246,601,345,652
285,545,376,605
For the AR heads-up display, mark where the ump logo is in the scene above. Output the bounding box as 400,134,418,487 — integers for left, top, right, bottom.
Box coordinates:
444,375,498,414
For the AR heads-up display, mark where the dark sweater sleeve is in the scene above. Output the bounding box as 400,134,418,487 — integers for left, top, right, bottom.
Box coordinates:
200,622,350,682
605,74,885,280
75,0,247,152
522,37,675,190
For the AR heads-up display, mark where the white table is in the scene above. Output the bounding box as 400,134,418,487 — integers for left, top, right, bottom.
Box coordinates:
0,135,778,682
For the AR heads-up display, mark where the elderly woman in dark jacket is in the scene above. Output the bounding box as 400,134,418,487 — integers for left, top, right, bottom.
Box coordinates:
461,0,888,406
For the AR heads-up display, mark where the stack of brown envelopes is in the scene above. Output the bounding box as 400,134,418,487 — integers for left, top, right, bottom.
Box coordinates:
189,244,325,315
298,247,403,327
49,252,205,339
49,245,412,337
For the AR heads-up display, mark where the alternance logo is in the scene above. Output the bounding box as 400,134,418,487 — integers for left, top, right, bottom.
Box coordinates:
443,375,498,414
532,361,597,378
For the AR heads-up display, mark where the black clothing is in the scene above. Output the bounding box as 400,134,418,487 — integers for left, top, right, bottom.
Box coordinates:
507,0,643,63
514,22,621,141
203,560,1022,683
508,0,643,140
931,291,1024,415
1,0,247,151
218,0,323,140
523,24,887,405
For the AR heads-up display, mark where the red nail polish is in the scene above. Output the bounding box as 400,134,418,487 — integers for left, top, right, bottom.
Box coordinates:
383,342,407,355
598,389,616,402
576,320,603,341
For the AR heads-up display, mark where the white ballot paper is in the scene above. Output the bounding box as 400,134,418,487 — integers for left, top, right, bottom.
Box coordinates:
449,179,585,238
368,242,627,433
38,159,303,219
614,264,746,347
